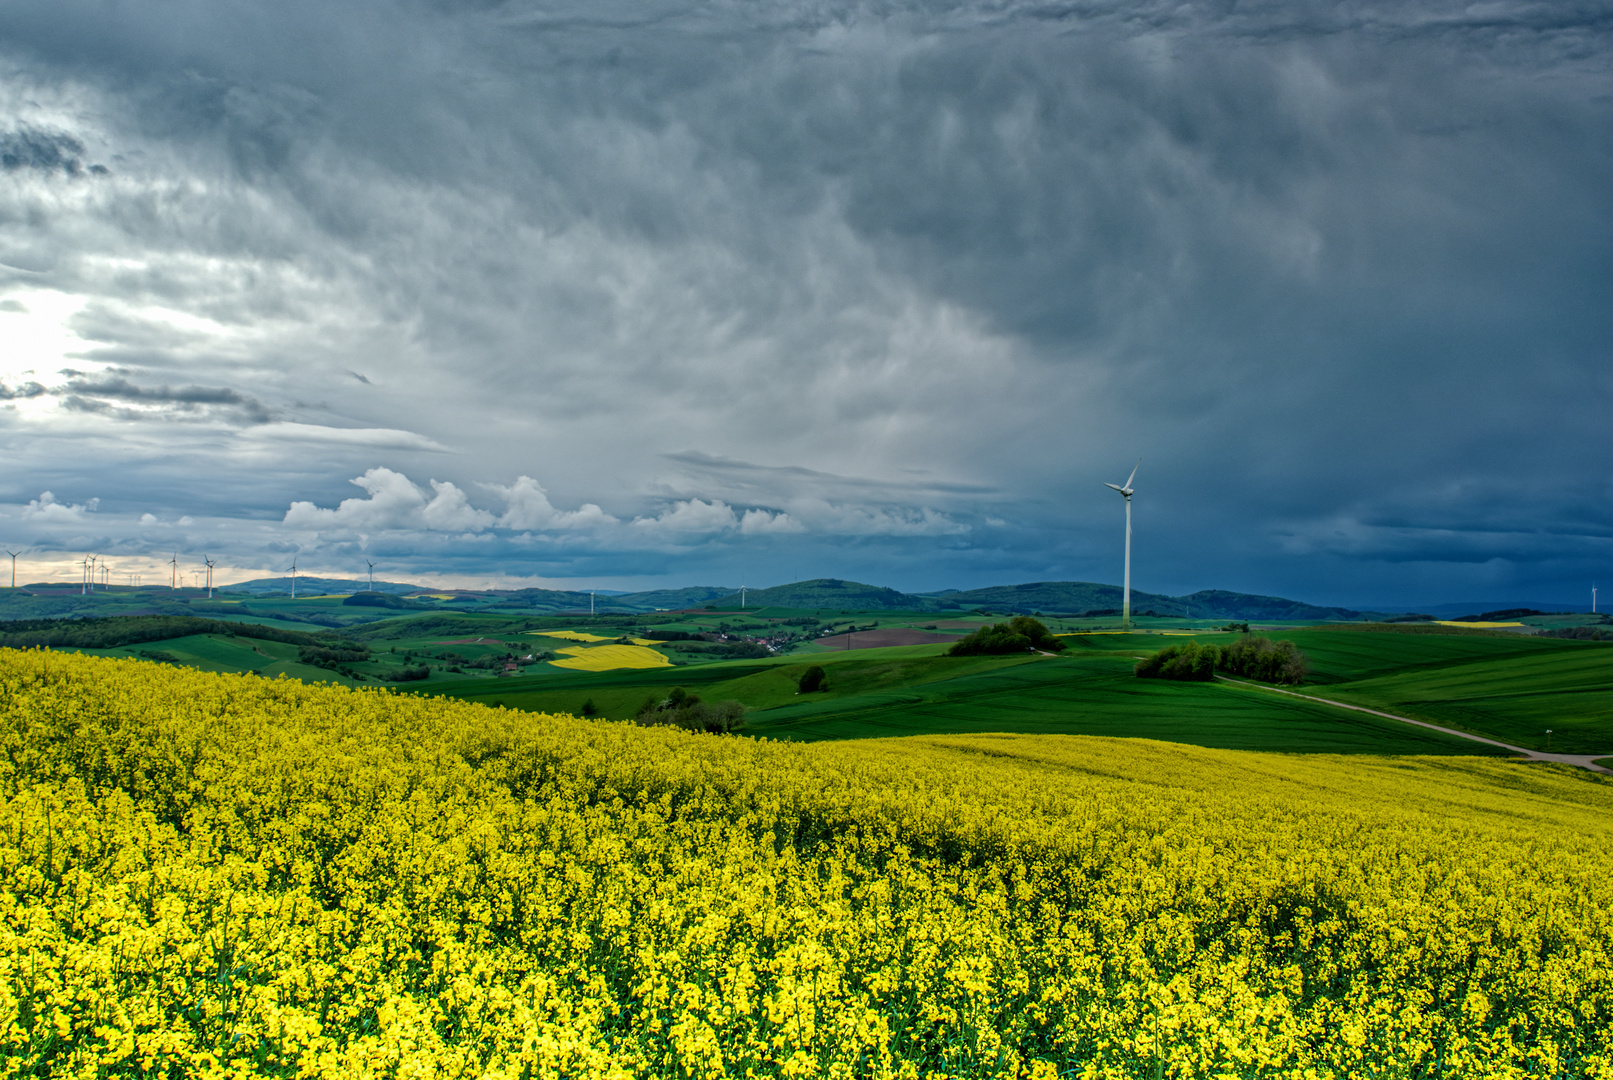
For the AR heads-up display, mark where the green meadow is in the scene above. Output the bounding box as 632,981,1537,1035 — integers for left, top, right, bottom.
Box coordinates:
18,589,1613,759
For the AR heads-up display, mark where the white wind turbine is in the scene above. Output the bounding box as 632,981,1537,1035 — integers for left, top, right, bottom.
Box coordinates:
1103,460,1141,631
286,558,298,599
366,559,376,592
170,553,178,590
203,555,215,599
5,550,18,589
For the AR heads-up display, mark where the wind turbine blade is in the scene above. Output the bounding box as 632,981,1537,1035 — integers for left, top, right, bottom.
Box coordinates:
1125,460,1140,489
1104,483,1125,493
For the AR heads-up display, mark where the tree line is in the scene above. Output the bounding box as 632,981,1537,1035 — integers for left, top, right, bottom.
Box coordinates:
1134,637,1308,685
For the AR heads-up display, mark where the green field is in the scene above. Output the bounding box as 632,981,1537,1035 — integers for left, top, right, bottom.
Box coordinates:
23,595,1613,759
413,643,1502,755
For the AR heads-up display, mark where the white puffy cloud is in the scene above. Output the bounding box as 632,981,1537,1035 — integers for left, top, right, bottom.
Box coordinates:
632,499,740,535
488,476,616,531
740,509,803,535
281,469,495,535
421,480,495,532
21,491,97,523
283,468,431,533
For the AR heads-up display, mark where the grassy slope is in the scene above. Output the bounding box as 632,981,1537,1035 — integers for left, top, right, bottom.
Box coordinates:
42,607,1613,757
1151,627,1613,755
423,642,1504,756
66,633,346,686
1318,645,1613,753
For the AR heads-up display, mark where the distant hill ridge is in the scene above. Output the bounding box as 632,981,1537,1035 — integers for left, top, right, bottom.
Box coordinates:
695,579,1371,620
223,574,1377,620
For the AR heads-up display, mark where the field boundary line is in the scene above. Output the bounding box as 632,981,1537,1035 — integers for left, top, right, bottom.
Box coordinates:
1213,676,1613,775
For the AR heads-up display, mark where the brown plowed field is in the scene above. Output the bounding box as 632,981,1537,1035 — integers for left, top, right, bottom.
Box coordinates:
814,629,956,650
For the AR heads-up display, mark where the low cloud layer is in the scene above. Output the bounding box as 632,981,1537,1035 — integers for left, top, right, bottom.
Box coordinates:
0,0,1609,603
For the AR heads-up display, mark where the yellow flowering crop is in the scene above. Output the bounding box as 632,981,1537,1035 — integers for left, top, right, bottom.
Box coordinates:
550,644,672,670
0,649,1610,1079
529,630,615,642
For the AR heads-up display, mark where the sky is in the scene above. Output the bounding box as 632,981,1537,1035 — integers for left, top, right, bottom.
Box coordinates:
0,0,1610,606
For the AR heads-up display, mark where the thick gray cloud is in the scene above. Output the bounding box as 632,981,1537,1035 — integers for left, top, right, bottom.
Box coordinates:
0,0,1608,602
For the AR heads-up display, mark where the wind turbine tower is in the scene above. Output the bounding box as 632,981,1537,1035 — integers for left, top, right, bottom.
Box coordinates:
366,559,376,592
5,551,17,589
170,553,178,590
1103,461,1141,631
204,556,215,599
286,558,298,599
589,590,595,615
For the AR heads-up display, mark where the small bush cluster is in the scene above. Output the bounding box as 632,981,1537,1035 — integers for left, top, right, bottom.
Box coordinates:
634,687,747,733
1135,635,1308,685
298,644,372,668
948,616,1067,656
1133,641,1220,681
384,665,432,682
797,665,828,693
1221,636,1308,683
1541,626,1613,641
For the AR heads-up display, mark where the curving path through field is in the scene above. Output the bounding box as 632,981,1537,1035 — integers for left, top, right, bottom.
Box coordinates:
1214,676,1613,775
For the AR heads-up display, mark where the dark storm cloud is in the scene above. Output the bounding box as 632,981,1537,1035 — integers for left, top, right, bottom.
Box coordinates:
59,376,274,424
0,0,1608,601
0,380,46,400
661,452,999,498
0,126,103,175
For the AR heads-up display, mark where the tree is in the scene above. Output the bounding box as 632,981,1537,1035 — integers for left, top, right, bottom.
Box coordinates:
948,616,1066,656
635,689,747,734
1218,636,1308,684
798,665,828,693
1135,636,1308,685
580,698,598,717
1134,642,1220,681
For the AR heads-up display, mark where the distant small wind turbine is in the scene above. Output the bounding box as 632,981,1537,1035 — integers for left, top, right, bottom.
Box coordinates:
203,555,215,599
286,558,298,599
170,553,178,590
366,559,377,592
5,550,18,589
1104,460,1141,631
589,590,595,615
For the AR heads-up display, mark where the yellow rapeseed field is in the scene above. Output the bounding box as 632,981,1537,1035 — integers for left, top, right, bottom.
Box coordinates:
1431,621,1527,629
529,630,615,642
1,649,1610,1079
550,644,673,671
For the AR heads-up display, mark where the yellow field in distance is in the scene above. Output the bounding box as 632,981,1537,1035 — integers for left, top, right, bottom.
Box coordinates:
1432,620,1526,629
550,643,671,670
528,629,614,642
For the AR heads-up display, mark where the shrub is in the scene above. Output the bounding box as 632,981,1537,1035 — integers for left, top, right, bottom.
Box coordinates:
948,616,1066,656
798,665,828,693
1541,626,1613,641
635,688,747,733
384,665,432,682
1134,636,1308,685
298,644,372,668
1134,641,1221,681
1219,636,1309,685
